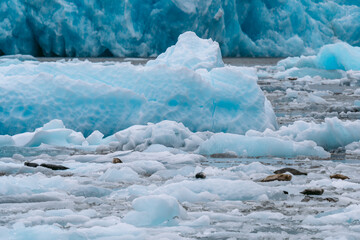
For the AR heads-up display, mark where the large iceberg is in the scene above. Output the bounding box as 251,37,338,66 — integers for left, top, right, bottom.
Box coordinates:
0,32,277,136
1,0,360,57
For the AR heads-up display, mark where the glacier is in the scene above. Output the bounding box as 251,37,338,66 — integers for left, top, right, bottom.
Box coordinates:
0,32,277,136
1,0,360,57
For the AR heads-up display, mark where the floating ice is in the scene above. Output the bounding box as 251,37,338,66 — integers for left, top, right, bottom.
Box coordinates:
0,119,335,158
0,32,277,136
1,1,360,57
123,194,186,226
7,120,85,147
3,115,360,158
278,42,360,71
304,205,360,225
247,117,360,150
146,31,224,71
197,133,330,158
151,179,279,202
1,145,360,238
99,167,140,183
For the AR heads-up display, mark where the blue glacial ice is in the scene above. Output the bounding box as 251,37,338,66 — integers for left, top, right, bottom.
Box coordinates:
1,0,360,57
274,41,360,80
278,42,360,71
246,117,360,150
123,194,187,226
197,133,330,158
0,32,277,136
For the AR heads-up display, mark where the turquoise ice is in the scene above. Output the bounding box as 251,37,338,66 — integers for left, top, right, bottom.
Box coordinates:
0,32,277,136
1,0,359,57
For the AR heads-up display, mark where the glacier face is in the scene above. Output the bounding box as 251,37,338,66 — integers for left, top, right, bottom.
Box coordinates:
1,0,360,57
0,32,277,136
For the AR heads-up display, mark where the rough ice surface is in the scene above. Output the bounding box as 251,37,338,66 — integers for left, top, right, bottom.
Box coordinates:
123,194,186,226
1,0,360,57
0,118,342,158
5,116,360,158
0,32,277,136
278,42,360,71
197,133,330,158
146,31,224,71
2,149,360,239
247,118,360,150
2,17,360,240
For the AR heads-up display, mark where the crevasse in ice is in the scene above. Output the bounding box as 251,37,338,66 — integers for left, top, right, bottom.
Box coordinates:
1,0,360,57
0,32,277,136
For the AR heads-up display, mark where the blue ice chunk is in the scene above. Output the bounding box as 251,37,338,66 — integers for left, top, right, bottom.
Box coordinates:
1,1,360,57
146,31,224,71
247,117,360,151
0,32,277,136
124,194,186,226
197,133,330,158
278,42,360,71
316,42,360,70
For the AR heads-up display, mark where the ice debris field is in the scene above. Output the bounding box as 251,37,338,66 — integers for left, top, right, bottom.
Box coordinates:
1,0,360,57
1,32,360,239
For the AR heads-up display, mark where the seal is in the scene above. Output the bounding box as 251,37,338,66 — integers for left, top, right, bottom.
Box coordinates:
195,172,206,179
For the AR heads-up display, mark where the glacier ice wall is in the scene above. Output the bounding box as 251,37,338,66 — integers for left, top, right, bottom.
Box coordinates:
0,32,277,136
0,0,360,57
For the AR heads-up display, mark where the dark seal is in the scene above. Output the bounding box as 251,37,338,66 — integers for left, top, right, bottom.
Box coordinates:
195,172,206,179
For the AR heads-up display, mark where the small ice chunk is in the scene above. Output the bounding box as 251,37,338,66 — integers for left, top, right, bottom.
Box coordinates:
123,194,186,226
86,130,104,145
354,100,360,107
99,167,140,182
146,31,224,71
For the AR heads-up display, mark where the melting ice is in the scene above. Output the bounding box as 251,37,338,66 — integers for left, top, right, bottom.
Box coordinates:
1,32,360,239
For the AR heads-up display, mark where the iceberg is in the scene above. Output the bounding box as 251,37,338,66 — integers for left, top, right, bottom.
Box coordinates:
278,42,360,71
146,31,224,71
0,32,277,136
1,0,360,57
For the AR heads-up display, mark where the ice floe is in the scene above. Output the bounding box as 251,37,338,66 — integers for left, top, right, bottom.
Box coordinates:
3,116,360,158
